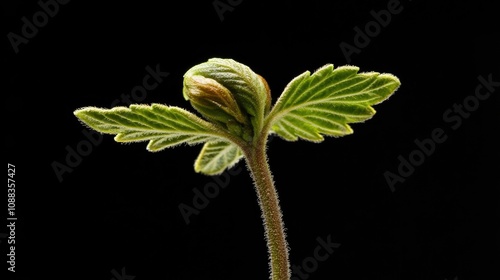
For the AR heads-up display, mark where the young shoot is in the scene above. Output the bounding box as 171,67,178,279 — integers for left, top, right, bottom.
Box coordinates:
74,58,400,280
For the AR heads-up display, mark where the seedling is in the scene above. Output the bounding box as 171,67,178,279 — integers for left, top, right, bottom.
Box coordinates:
74,58,400,280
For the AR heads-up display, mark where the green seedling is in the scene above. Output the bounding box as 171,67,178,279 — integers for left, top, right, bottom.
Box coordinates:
74,58,400,280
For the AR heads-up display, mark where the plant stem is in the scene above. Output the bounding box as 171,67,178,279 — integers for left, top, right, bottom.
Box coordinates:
242,135,290,280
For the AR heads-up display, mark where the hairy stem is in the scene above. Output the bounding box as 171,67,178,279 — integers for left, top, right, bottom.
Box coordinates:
242,135,290,280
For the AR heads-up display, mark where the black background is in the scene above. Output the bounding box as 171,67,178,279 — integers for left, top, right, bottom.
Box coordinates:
4,0,499,279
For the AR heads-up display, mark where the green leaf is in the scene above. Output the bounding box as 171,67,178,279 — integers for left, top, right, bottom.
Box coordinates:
74,104,227,152
267,64,400,142
194,141,244,175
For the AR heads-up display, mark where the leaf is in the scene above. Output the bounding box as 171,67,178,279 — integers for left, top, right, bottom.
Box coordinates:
267,64,400,142
194,141,244,175
74,103,227,152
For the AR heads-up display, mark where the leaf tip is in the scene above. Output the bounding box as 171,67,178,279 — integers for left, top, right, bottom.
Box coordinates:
379,72,401,83
146,141,164,153
73,107,91,119
376,73,401,102
194,161,222,176
73,106,100,128
315,63,334,73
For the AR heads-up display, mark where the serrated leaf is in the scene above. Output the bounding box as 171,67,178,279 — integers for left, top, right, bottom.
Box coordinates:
194,141,244,175
268,64,400,142
74,104,227,152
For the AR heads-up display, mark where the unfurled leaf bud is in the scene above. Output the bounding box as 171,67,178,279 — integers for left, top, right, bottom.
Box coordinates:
183,58,272,141
183,75,247,125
